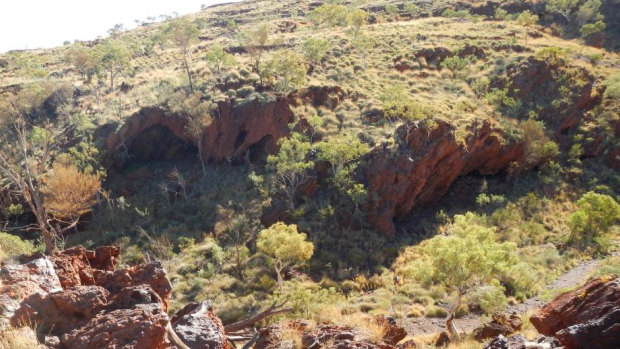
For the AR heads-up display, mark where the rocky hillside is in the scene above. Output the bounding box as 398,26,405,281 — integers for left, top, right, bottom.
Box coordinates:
1,0,620,348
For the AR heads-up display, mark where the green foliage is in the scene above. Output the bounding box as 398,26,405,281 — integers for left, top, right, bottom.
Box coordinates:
165,18,200,52
164,18,200,91
604,74,620,99
257,222,314,288
9,52,48,78
265,50,308,93
66,43,98,80
352,34,376,70
494,8,508,20
520,119,559,169
516,11,539,44
411,213,517,293
442,9,470,19
205,44,236,75
350,9,368,39
267,133,313,208
276,281,344,318
309,4,349,27
569,192,620,248
379,86,430,122
440,55,472,72
0,232,36,261
303,38,330,66
580,20,606,39
471,285,508,315
546,0,579,22
95,39,131,90
536,47,568,65
404,3,421,16
576,0,602,26
485,88,520,116
316,133,369,177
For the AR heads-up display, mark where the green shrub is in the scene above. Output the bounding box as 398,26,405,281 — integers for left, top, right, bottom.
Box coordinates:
425,305,448,318
442,9,470,18
604,74,620,99
471,285,508,314
569,192,620,250
0,232,36,261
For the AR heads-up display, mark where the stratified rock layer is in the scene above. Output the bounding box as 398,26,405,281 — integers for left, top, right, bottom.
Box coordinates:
365,119,522,235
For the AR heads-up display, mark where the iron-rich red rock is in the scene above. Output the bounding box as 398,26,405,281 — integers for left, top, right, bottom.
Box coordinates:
60,304,170,349
364,119,522,235
11,285,109,334
95,261,173,311
530,275,620,349
0,258,62,319
473,313,523,341
1,246,223,349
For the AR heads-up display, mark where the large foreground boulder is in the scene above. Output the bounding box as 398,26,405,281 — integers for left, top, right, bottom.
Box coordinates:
171,301,230,349
0,245,228,349
0,258,62,321
60,304,170,349
530,274,620,349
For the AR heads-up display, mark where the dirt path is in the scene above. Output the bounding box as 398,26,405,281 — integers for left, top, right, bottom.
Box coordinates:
402,259,600,336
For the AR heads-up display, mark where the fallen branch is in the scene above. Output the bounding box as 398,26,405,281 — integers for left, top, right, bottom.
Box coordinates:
224,299,292,333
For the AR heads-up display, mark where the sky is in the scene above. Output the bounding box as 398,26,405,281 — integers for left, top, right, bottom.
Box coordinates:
0,0,237,53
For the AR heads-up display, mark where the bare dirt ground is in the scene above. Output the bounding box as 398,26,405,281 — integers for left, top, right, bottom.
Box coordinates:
401,258,600,336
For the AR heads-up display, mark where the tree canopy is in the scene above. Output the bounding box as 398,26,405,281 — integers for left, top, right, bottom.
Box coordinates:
257,222,314,289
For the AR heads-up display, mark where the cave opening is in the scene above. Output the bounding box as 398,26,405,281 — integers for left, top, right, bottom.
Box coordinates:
248,135,274,164
121,125,198,171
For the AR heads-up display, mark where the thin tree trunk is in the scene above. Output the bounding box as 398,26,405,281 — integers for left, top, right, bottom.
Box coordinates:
275,261,284,290
183,54,194,93
446,292,463,340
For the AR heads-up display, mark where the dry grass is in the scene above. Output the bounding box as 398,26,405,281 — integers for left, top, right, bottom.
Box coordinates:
278,323,304,349
0,326,40,349
313,305,387,343
411,333,482,349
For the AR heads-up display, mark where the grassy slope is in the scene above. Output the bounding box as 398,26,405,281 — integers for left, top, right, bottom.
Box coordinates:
1,0,619,345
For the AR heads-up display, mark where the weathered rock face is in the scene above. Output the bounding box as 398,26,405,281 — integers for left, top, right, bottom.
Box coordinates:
473,313,523,341
0,245,230,349
492,56,602,134
171,301,230,349
50,246,119,288
530,275,620,349
364,119,522,235
255,316,407,349
481,334,563,349
104,95,293,170
0,258,62,321
61,304,171,349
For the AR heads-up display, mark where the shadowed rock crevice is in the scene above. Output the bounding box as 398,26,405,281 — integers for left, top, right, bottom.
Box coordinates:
127,124,198,165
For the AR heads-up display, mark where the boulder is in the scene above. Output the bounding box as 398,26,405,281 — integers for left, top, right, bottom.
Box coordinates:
171,301,230,349
473,313,523,341
60,304,170,349
11,285,109,334
482,334,561,349
0,246,213,349
0,258,62,320
95,261,172,310
50,245,119,288
530,275,620,349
